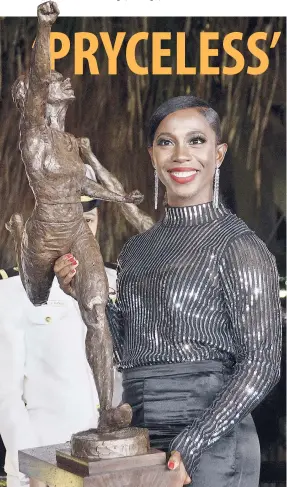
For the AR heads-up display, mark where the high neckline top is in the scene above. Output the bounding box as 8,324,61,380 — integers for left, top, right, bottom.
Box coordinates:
107,203,281,475
163,201,231,226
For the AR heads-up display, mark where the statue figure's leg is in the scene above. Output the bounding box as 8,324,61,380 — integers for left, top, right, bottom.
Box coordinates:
80,303,114,409
21,250,55,306
6,214,55,306
72,228,113,407
71,223,131,431
6,213,26,289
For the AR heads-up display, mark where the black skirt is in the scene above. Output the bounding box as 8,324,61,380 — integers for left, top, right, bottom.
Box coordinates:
122,361,260,487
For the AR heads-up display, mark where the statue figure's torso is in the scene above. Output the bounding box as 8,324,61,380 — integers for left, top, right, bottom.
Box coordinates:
19,122,86,221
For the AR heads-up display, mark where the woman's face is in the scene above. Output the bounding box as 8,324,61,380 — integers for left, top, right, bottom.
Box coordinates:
149,107,227,207
83,207,99,237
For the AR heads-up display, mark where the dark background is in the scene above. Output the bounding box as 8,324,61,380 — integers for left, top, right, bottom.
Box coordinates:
0,16,285,486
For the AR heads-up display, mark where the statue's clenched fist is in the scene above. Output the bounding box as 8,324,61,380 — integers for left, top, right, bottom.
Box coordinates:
125,190,144,205
37,1,60,25
78,137,92,153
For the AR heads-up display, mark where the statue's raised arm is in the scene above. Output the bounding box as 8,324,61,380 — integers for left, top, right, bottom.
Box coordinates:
25,1,59,126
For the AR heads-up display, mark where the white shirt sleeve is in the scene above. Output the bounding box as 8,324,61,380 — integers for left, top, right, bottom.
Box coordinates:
0,279,38,483
0,268,122,486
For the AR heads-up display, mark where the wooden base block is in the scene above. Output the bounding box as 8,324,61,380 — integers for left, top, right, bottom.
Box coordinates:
19,443,182,487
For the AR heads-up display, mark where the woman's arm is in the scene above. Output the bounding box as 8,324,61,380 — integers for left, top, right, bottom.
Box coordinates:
106,296,125,365
24,2,59,126
170,232,282,474
79,138,154,232
105,260,125,365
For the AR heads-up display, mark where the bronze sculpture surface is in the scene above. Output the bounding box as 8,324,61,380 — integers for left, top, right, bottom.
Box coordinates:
6,0,144,433
79,138,155,233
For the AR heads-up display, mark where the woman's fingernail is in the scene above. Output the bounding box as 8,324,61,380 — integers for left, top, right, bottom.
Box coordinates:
168,461,175,470
72,269,76,274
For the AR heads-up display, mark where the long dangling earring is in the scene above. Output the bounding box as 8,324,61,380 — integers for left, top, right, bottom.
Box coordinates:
154,169,159,210
163,191,168,207
213,164,220,209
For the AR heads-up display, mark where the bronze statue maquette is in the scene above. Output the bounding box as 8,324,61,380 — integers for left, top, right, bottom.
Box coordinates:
6,1,148,434
7,4,183,483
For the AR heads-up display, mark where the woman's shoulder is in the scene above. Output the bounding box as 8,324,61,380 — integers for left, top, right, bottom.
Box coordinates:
119,221,160,259
220,214,276,266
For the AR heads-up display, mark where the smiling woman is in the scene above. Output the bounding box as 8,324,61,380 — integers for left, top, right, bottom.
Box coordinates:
104,96,282,486
54,94,282,486
147,96,227,208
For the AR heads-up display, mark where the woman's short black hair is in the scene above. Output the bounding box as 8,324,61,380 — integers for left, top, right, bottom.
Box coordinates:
81,199,101,213
147,95,221,146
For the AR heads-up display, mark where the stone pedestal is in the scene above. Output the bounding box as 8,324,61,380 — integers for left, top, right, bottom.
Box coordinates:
19,442,182,487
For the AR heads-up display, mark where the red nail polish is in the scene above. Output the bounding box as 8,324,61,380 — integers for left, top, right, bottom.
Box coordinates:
168,461,175,470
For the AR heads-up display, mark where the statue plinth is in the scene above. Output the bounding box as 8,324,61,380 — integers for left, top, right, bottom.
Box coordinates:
70,427,149,460
19,433,182,486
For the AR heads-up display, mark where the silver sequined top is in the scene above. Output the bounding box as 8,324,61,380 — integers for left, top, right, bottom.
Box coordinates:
107,201,281,473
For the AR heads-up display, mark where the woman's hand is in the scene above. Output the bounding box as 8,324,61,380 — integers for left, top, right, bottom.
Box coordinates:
167,451,191,485
53,254,78,298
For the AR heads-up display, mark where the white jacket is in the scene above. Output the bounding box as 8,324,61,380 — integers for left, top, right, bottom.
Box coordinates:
0,267,122,487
